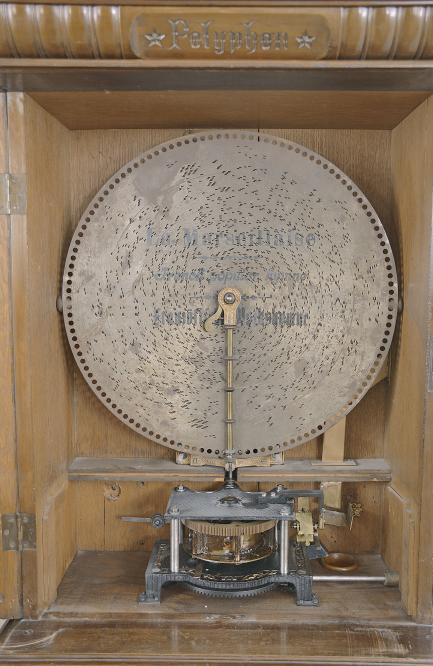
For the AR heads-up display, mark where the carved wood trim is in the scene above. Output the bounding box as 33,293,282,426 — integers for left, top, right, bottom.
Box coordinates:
0,5,432,59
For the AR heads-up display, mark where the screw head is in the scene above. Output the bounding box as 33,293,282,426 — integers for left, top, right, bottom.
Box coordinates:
223,292,236,304
151,514,165,528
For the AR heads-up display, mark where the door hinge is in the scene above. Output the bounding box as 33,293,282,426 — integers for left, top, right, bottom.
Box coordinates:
0,173,27,215
1,513,36,551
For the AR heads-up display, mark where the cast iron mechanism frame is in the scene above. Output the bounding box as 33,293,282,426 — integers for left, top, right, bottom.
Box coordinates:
139,484,326,604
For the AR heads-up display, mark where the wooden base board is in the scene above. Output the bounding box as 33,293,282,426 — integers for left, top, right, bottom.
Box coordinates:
2,618,433,665
0,551,430,665
45,550,405,624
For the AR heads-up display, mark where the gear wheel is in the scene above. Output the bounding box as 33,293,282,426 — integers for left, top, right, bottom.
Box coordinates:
183,519,276,537
188,582,277,598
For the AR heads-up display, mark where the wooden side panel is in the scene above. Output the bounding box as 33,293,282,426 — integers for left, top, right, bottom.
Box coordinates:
39,480,76,608
387,96,433,622
0,92,21,618
8,93,76,615
382,486,419,614
8,93,37,616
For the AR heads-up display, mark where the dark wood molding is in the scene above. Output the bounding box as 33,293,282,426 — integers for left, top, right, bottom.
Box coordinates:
2,60,433,91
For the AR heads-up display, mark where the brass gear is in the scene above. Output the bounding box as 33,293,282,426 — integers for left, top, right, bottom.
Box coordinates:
183,519,276,537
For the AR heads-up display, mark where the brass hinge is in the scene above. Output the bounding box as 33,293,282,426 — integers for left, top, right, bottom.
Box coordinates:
1,513,36,551
0,173,27,215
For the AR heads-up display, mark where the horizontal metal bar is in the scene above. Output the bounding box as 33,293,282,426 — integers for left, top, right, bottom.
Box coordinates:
313,574,398,586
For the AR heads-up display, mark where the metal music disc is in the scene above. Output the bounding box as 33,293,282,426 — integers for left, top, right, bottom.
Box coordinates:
62,131,398,458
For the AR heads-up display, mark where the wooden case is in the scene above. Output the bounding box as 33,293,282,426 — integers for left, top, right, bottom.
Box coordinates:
1,3,433,663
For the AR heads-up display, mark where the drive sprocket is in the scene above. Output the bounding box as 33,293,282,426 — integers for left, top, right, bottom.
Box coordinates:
188,582,277,598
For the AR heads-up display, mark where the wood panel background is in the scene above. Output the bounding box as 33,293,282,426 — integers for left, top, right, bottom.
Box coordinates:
66,125,393,557
6,94,419,619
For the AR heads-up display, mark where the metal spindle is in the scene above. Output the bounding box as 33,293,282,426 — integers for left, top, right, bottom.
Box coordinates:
170,518,180,573
279,520,289,575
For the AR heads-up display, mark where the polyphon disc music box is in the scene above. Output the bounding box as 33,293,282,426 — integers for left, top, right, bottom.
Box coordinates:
0,2,433,664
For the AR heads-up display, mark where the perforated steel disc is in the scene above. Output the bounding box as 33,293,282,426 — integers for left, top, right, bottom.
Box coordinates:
63,131,398,458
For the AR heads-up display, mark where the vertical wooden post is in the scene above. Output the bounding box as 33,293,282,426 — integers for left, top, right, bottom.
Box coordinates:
321,417,346,509
0,92,22,619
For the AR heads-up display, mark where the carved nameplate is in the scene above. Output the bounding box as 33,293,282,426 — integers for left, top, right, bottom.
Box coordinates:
129,9,330,59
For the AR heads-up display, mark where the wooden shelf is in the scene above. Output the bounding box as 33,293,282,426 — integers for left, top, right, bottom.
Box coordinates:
68,457,225,482
238,458,391,483
68,456,391,484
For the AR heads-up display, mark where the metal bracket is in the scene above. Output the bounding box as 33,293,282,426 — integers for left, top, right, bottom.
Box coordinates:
311,459,357,467
0,174,27,215
119,513,165,528
1,513,36,551
175,451,284,468
321,502,363,529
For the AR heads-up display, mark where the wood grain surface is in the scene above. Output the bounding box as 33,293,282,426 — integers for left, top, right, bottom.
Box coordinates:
0,4,432,61
7,93,76,615
3,90,432,638
0,92,21,619
44,550,401,621
29,91,428,131
0,551,425,665
385,95,433,623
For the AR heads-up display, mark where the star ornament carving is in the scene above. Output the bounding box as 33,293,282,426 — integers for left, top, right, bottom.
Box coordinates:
296,32,316,49
145,29,166,47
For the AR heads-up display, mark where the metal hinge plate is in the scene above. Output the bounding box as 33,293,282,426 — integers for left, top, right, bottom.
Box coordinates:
1,513,36,551
0,173,27,215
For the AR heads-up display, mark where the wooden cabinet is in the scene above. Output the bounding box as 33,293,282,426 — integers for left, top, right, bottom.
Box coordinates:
0,2,433,663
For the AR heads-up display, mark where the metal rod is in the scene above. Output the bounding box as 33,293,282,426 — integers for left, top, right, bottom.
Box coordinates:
170,518,180,573
225,325,234,481
226,326,234,452
313,574,396,585
279,520,289,575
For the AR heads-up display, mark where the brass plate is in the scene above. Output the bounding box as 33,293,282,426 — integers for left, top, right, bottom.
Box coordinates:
321,553,359,573
63,131,397,459
129,9,330,60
